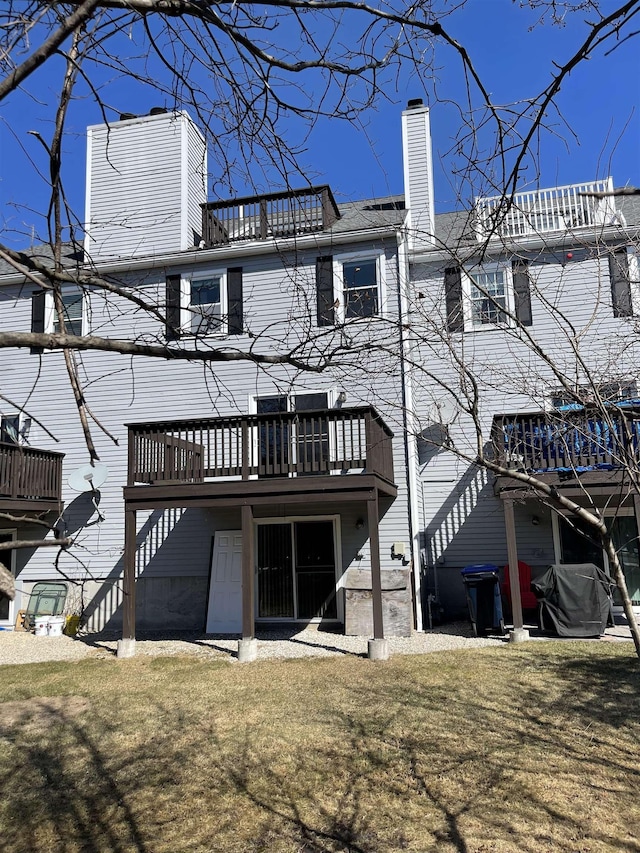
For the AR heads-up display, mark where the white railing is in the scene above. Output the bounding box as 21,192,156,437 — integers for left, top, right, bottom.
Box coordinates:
475,178,622,240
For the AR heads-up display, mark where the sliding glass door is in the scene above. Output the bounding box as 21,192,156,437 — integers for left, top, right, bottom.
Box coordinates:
257,519,338,620
556,510,640,606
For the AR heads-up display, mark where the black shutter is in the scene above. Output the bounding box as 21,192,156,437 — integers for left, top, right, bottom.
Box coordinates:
512,258,533,327
166,274,181,340
316,256,335,326
30,289,46,354
227,267,243,335
609,247,632,317
444,267,463,332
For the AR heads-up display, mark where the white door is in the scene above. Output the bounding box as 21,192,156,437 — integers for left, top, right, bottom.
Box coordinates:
206,531,242,633
0,532,16,627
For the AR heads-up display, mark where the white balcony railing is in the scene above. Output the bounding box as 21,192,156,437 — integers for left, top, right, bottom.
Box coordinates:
475,178,623,240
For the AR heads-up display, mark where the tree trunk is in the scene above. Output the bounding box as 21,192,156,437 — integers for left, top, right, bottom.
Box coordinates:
602,533,640,658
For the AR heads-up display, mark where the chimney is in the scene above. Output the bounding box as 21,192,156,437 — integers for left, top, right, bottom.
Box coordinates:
84,110,207,263
401,99,435,251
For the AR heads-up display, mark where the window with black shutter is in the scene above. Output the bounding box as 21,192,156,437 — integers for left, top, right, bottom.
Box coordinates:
167,268,244,338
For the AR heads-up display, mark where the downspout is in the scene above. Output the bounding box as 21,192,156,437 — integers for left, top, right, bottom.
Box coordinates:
396,227,424,631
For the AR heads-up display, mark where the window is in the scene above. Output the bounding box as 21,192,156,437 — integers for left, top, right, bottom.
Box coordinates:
190,276,222,335
165,267,243,339
444,259,532,332
254,392,331,477
1,413,30,444
52,287,84,336
316,253,385,325
469,269,507,326
342,259,379,317
549,381,638,410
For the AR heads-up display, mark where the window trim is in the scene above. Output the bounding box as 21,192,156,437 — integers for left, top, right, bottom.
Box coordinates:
462,262,515,332
249,389,337,414
332,250,386,321
46,286,86,337
0,413,31,445
182,268,228,337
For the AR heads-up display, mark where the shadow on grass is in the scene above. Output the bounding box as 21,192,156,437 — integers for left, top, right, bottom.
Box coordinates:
0,648,639,852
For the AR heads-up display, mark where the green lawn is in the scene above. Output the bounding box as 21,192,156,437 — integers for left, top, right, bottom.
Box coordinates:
0,643,639,853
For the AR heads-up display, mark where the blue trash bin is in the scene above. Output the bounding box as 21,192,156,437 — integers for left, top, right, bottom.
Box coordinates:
460,564,505,636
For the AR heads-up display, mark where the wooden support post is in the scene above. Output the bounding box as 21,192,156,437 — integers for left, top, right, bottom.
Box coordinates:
239,503,256,661
118,508,137,658
367,494,384,639
504,499,529,642
241,503,255,639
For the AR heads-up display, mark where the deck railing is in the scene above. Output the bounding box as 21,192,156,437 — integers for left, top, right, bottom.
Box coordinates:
492,407,640,474
127,407,394,486
475,178,620,240
0,443,64,501
202,185,340,247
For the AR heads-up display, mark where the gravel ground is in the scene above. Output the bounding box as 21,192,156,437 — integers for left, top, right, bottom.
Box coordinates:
0,620,633,666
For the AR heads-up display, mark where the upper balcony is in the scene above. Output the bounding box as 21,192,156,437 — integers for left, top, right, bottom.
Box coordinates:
125,407,396,508
475,178,622,241
0,443,64,510
202,185,341,248
492,404,640,486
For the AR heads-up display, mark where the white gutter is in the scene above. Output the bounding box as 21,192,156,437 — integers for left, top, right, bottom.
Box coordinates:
396,227,424,632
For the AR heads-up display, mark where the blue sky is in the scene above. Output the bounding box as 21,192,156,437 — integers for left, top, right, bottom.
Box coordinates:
1,0,638,248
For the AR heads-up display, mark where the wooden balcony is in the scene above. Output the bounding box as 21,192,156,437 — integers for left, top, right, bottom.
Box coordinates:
125,407,396,510
202,185,340,247
0,443,64,510
492,406,640,492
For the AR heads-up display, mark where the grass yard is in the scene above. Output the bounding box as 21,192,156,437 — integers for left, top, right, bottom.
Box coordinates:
0,643,639,853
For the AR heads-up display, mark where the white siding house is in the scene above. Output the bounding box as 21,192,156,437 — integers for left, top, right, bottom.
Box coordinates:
1,102,639,653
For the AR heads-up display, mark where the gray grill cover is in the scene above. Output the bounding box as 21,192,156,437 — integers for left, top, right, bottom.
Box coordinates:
531,563,614,638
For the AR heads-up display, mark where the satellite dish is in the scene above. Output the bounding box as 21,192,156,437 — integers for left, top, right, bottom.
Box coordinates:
68,463,108,493
431,399,458,426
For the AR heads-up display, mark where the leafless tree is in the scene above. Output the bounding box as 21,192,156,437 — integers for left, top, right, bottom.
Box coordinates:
400,207,640,655
0,1,638,619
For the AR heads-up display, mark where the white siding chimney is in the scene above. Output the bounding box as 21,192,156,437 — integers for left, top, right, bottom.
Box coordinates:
84,110,207,263
402,101,435,251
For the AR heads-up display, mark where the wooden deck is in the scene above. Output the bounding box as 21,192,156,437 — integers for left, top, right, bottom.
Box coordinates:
202,185,340,247
125,406,396,507
492,407,640,472
0,442,63,511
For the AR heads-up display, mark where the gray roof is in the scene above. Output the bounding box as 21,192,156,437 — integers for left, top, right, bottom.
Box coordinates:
2,187,638,277
331,195,407,234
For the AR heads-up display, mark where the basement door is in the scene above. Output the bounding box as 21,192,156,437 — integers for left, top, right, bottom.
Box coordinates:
206,531,243,633
257,519,339,621
0,531,16,627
